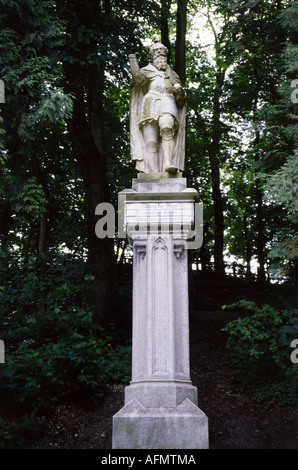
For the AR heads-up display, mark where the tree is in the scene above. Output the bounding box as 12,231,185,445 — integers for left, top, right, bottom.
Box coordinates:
262,2,298,279
205,0,296,282
55,0,156,323
227,0,297,282
175,0,187,86
0,0,77,259
186,1,236,277
161,0,172,62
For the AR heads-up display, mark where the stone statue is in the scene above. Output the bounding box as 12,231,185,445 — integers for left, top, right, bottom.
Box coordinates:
129,41,187,174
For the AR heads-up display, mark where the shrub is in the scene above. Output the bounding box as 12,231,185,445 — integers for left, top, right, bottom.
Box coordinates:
0,252,131,447
222,300,298,405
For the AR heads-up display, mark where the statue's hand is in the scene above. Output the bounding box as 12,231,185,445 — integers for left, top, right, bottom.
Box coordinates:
173,83,186,105
129,54,146,86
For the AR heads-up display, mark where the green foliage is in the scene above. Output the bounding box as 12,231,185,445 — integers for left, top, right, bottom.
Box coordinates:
259,1,298,277
0,413,47,448
9,176,47,219
0,252,131,447
0,0,297,448
279,1,298,33
222,300,298,405
19,88,75,140
280,319,298,347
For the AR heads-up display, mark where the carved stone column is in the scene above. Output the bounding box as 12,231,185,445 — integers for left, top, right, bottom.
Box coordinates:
113,176,208,449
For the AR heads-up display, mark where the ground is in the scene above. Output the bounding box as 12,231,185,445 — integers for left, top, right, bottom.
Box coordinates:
31,278,297,450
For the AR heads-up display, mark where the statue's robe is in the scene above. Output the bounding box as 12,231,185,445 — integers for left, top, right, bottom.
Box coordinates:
130,63,186,173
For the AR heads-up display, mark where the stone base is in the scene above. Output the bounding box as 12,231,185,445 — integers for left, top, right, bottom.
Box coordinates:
132,176,187,193
112,398,208,449
125,381,198,408
137,171,183,179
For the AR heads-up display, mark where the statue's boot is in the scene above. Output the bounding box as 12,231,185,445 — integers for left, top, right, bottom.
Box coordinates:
161,128,178,173
145,141,159,173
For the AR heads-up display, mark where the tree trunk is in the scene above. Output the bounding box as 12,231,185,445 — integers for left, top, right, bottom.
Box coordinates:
175,0,187,86
60,0,118,325
200,221,211,274
31,151,48,256
256,186,266,284
161,0,172,63
253,129,266,285
64,61,117,325
294,258,298,278
251,61,266,284
209,69,226,277
243,214,252,279
39,211,47,254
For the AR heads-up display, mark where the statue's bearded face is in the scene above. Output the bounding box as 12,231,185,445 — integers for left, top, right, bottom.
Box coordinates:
152,49,167,71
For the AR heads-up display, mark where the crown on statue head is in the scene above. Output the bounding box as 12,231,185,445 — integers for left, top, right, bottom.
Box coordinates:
149,40,168,60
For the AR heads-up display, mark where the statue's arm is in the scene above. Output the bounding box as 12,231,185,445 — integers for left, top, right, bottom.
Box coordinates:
129,54,146,86
170,69,187,106
173,82,187,106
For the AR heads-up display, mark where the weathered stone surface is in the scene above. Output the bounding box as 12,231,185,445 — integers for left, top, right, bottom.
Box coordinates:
132,176,187,193
113,176,208,449
129,234,191,385
113,398,209,449
137,171,183,179
125,381,198,409
129,42,186,174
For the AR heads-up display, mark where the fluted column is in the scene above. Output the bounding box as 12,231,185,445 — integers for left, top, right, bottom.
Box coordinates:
113,176,208,449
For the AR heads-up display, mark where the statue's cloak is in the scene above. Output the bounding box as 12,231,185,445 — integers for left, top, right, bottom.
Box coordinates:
130,63,186,173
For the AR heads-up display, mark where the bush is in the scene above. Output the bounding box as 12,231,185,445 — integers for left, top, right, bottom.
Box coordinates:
222,300,298,405
0,252,131,447
0,330,131,413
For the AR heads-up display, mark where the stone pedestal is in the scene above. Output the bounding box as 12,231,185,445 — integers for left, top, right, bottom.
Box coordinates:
112,176,208,449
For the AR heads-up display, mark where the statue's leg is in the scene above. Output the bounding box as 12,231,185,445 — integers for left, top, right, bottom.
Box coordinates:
159,114,177,173
142,122,160,173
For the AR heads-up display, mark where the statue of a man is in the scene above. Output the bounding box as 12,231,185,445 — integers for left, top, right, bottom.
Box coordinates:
129,41,186,174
